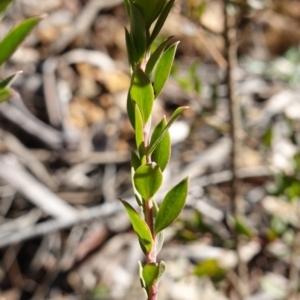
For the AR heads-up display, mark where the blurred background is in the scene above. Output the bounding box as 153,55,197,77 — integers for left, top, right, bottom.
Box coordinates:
1,0,300,299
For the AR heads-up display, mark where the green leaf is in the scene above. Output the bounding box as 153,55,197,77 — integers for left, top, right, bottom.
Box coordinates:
131,151,143,206
145,36,173,77
153,199,159,217
127,93,135,128
155,230,164,254
129,1,147,63
131,149,141,171
190,1,207,19
125,27,136,68
0,71,22,89
133,190,143,208
120,199,153,254
124,0,131,18
131,168,143,207
149,0,175,46
234,217,254,239
133,102,145,160
0,88,11,103
262,126,273,148
153,0,167,24
134,0,166,30
132,0,153,30
152,200,164,254
0,0,14,15
138,261,147,289
151,117,171,171
142,263,159,287
148,106,188,155
141,261,166,289
270,216,287,236
130,67,154,124
153,42,179,97
0,15,43,67
157,261,166,283
194,259,226,282
0,0,13,12
134,163,163,200
155,177,188,234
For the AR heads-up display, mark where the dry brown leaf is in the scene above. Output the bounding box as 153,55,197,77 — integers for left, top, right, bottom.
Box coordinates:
69,97,105,129
95,70,130,93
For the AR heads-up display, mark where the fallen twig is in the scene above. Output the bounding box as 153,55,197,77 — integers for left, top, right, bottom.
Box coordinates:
0,164,270,249
49,0,123,54
0,200,123,249
0,154,78,220
223,0,248,297
30,149,130,165
0,128,57,189
0,92,64,150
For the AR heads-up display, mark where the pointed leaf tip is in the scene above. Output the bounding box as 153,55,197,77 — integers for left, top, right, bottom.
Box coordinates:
148,106,188,155
153,41,179,97
146,36,174,77
0,71,22,89
129,1,147,63
155,177,188,234
120,199,153,254
0,15,42,67
149,0,175,45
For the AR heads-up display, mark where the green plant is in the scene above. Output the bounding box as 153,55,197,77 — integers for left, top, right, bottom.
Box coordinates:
172,60,202,96
0,0,42,103
120,0,189,299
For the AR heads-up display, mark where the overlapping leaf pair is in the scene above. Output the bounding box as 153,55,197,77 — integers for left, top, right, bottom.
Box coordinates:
0,0,42,103
121,0,189,298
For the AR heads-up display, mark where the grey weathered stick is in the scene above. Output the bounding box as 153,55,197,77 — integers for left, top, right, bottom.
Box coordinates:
0,128,57,189
164,137,231,189
42,57,63,129
0,164,269,249
30,149,130,165
0,154,78,220
0,200,124,249
0,92,64,149
61,49,116,71
42,57,80,150
0,209,42,238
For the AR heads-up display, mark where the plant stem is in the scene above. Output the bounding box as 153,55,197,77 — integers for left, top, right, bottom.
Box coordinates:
141,51,158,300
223,1,248,299
149,284,158,300
145,200,155,253
143,123,151,164
144,121,158,300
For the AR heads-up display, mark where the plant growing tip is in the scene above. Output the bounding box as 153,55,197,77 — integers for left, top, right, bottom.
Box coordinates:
122,0,189,298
